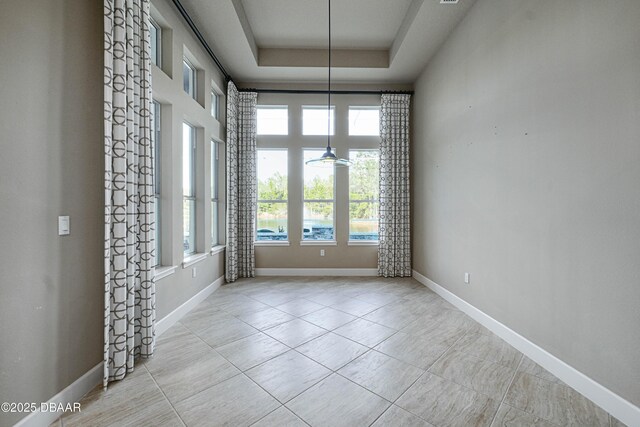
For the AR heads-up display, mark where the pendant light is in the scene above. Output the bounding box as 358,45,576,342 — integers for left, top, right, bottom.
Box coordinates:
305,0,351,167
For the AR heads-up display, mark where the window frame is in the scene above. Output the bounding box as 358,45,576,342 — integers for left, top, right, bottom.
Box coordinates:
183,122,197,256
150,18,162,68
210,139,219,247
302,148,336,243
183,58,197,100
302,105,336,136
211,89,219,120
256,105,289,136
151,100,162,265
256,148,289,244
348,106,381,136
348,149,380,243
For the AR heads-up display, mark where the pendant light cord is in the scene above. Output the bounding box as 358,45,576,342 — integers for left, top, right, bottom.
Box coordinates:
327,0,331,151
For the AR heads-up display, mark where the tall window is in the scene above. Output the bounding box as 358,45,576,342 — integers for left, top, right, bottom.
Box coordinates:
349,150,380,240
151,101,161,265
257,106,288,135
303,150,334,240
349,107,380,136
150,19,161,67
211,140,219,246
183,59,196,99
303,106,335,135
211,89,219,119
256,150,288,241
183,123,196,255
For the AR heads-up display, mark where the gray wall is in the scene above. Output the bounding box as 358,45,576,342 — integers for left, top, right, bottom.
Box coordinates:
0,0,227,424
0,0,103,425
412,0,640,407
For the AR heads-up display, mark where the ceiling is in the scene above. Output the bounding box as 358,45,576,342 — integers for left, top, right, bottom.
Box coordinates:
178,0,476,85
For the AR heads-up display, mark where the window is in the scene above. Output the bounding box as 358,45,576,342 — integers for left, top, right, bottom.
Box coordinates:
303,149,334,240
256,150,288,241
257,106,288,135
151,100,161,265
349,150,380,241
150,19,161,67
183,123,196,255
211,140,219,246
211,89,219,119
303,106,335,135
349,107,380,136
183,59,196,99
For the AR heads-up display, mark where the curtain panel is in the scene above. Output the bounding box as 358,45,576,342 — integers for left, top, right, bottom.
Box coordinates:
378,94,412,277
225,82,258,282
103,0,155,387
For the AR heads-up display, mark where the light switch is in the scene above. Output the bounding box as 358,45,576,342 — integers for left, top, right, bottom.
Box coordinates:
58,216,70,236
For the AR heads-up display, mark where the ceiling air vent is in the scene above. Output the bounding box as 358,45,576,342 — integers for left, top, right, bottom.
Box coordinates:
440,0,459,3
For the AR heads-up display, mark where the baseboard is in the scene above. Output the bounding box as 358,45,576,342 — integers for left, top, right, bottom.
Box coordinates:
13,362,103,427
12,275,225,427
255,268,378,277
412,269,640,427
156,274,225,336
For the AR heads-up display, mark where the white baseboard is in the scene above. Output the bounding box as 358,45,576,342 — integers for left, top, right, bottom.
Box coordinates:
13,275,225,427
255,268,378,277
156,275,225,336
412,270,640,427
13,362,103,427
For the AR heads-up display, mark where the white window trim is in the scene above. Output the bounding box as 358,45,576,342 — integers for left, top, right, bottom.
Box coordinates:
255,241,290,247
155,265,177,281
210,245,225,255
182,252,208,268
347,240,379,246
300,240,337,246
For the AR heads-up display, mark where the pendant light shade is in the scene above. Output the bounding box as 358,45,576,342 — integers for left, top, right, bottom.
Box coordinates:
305,0,351,168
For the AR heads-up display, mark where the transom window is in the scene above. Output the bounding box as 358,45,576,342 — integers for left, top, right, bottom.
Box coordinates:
349,150,379,241
257,106,288,135
211,89,219,119
303,149,335,240
150,19,161,67
303,106,335,135
349,107,380,136
183,59,196,99
257,150,288,241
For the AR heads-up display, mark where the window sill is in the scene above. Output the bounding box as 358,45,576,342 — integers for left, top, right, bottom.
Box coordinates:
347,240,379,246
182,252,208,268
155,265,177,281
255,241,290,247
300,240,337,246
210,245,226,255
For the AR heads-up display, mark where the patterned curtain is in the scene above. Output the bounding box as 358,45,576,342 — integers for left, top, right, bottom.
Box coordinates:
103,0,155,387
378,94,412,277
225,82,258,282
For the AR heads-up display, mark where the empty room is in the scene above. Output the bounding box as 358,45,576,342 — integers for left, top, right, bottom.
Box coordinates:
0,0,639,426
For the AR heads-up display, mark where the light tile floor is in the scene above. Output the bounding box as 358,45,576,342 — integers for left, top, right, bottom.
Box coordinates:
56,277,626,427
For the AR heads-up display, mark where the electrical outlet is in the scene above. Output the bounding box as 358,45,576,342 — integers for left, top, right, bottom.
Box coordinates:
464,272,470,284
192,267,197,278
320,249,325,257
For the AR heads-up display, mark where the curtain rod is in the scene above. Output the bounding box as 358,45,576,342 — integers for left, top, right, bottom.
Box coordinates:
237,88,414,95
172,0,232,82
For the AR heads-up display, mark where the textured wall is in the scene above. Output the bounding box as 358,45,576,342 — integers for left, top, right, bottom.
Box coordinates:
412,0,640,407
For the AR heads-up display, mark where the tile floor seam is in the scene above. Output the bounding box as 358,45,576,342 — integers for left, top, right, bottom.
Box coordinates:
334,369,395,406
488,353,525,427
142,363,188,427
